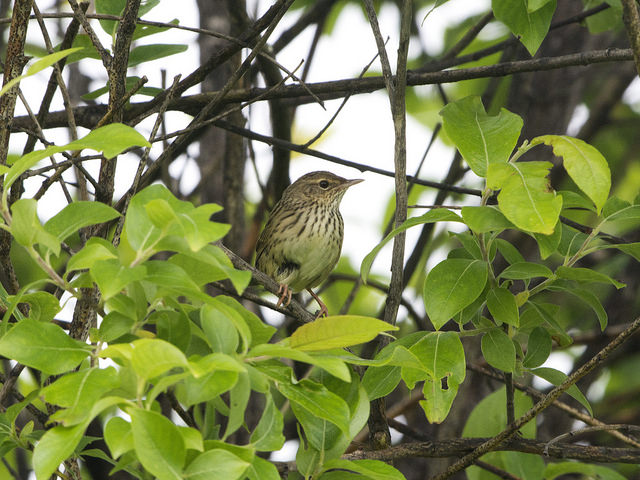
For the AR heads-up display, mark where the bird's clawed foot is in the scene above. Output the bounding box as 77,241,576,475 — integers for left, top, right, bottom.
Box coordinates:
307,288,329,319
276,284,292,308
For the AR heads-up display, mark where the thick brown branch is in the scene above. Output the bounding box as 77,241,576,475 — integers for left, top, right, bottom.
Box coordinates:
621,0,640,76
11,48,634,133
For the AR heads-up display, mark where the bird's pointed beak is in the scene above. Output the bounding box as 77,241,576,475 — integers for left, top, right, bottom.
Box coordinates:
343,178,364,189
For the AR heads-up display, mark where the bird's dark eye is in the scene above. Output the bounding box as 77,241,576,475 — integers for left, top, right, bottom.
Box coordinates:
319,180,329,189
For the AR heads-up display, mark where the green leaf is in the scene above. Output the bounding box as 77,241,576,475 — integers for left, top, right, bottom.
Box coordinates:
98,311,135,342
246,456,281,480
5,124,149,194
533,221,562,259
203,301,251,354
130,338,189,381
66,123,150,159
104,416,133,458
463,386,536,438
361,365,401,401
201,303,239,354
288,315,398,351
10,199,61,255
496,238,525,265
250,393,285,451
91,258,146,299
531,135,610,212
44,201,119,242
481,328,516,372
66,237,117,274
492,0,556,55
144,260,208,301
130,408,185,480
531,367,592,415
440,96,523,177
499,261,553,280
83,76,163,100
613,242,640,262
463,387,542,480
488,161,562,234
223,372,251,441
555,266,625,289
184,449,250,480
322,459,405,480
213,296,275,347
414,332,466,423
360,209,462,283
523,326,552,368
42,367,119,425
128,44,188,67
461,206,515,232
0,48,83,97
276,379,351,436
176,370,238,407
559,190,597,212
487,287,519,327
423,258,488,330
0,318,89,375
15,291,60,322
602,196,630,218
169,245,251,294
603,204,640,222
544,462,627,480
33,423,86,480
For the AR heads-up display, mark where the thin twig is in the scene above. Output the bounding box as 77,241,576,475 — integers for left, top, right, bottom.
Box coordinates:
544,424,640,455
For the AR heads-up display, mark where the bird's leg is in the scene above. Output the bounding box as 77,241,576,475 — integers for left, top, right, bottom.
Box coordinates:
276,284,292,307
307,288,329,318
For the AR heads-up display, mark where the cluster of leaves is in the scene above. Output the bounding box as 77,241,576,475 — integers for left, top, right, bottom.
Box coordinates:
0,102,409,479
360,94,639,477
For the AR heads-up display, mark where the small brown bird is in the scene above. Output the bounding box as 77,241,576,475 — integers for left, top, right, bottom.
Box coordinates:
255,171,363,318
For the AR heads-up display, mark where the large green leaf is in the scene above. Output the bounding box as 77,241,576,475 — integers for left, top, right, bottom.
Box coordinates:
487,287,519,327
492,0,556,55
440,96,523,177
33,423,86,480
44,201,120,242
5,124,149,193
488,161,562,234
423,258,488,329
10,199,60,256
0,319,90,375
249,393,285,451
463,387,543,480
531,135,610,213
412,332,466,423
287,315,398,351
42,367,119,425
130,408,185,480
